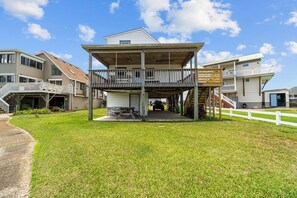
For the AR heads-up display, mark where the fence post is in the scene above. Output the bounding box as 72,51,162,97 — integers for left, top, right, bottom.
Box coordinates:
230,108,233,117
248,109,252,120
276,111,281,125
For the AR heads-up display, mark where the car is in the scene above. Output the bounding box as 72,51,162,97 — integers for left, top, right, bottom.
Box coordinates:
153,100,164,111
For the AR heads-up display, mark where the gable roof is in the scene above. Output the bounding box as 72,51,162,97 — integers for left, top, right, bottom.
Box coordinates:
104,27,159,43
202,53,264,67
36,52,88,84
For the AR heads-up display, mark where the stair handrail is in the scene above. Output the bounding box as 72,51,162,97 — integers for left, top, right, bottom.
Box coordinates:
0,98,9,113
214,89,236,108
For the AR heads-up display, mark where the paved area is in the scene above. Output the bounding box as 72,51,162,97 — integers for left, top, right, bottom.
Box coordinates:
0,114,35,198
95,110,193,122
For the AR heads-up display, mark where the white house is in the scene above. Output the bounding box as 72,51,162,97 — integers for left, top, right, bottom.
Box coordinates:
201,53,275,109
83,28,223,121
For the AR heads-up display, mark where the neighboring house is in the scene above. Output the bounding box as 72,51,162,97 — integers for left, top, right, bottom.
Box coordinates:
289,87,297,107
0,50,103,113
263,89,290,108
202,53,275,109
83,28,223,121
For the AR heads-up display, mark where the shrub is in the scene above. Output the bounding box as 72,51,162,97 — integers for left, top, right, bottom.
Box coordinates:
51,106,65,112
14,108,52,115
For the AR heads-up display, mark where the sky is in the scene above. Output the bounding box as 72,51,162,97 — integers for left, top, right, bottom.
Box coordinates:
0,0,297,90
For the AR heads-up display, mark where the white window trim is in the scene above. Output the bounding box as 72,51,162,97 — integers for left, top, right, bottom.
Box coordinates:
19,74,43,82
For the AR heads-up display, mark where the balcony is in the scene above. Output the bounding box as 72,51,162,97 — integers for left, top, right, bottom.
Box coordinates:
222,67,275,78
222,84,236,93
90,68,222,89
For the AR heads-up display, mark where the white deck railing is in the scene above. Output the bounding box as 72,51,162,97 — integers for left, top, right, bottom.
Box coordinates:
220,108,297,127
223,67,275,78
214,90,236,108
222,84,235,91
0,82,73,99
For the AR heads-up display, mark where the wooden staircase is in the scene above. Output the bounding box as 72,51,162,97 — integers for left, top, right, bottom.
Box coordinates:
184,88,211,118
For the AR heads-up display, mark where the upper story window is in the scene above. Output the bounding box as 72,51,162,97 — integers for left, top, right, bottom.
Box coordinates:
119,40,131,44
243,63,249,67
21,56,43,70
80,82,85,90
0,53,15,64
51,65,62,75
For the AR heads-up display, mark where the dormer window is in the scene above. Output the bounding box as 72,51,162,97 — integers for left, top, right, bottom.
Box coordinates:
119,40,131,44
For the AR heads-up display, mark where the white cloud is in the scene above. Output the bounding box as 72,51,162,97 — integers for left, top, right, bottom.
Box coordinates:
158,36,186,43
259,43,275,55
0,0,48,21
110,0,120,14
198,50,235,64
262,59,282,73
236,44,246,51
78,24,96,42
286,11,297,26
27,23,51,40
281,52,287,56
49,52,72,60
285,41,297,54
137,0,240,39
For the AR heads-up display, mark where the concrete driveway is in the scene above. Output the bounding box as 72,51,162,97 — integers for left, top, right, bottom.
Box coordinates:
0,114,35,198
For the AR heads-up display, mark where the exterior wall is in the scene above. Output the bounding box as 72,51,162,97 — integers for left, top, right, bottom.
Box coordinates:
106,29,158,44
106,92,148,116
236,60,261,72
263,90,290,108
236,77,262,109
71,95,102,110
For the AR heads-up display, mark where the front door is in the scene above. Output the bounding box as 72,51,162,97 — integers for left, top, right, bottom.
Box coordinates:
270,94,277,107
130,94,140,112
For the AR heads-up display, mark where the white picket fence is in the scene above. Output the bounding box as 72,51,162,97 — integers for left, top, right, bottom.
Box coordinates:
220,108,297,127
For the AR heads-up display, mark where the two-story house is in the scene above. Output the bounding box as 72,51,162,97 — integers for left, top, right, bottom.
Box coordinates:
0,50,103,113
82,28,223,121
202,53,275,109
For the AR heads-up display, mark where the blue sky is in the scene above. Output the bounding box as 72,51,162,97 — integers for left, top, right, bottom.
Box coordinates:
0,0,296,89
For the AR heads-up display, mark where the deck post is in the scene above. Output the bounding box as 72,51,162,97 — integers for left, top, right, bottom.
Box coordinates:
212,88,215,118
219,86,222,121
45,93,49,109
88,52,93,121
209,87,212,119
140,51,146,120
180,92,184,115
194,50,199,121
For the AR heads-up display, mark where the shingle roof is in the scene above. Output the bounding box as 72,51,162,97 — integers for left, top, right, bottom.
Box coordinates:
43,52,89,84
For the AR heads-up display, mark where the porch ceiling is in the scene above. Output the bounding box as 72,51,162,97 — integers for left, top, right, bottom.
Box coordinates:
82,43,204,68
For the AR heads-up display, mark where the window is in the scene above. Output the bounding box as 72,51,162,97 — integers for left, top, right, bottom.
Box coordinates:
7,76,14,82
80,83,85,90
145,69,154,79
49,80,62,85
243,63,249,67
246,78,250,82
0,76,6,82
0,54,6,63
19,77,28,83
119,40,131,44
37,62,43,70
30,60,36,68
51,65,62,75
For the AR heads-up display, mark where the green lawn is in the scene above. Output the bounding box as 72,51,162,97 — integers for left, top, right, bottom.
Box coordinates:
10,109,297,197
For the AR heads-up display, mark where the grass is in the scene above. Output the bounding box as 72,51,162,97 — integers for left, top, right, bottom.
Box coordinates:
10,109,297,197
222,109,297,123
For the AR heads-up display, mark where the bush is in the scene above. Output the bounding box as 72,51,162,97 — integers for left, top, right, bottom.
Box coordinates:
14,108,52,115
51,106,65,112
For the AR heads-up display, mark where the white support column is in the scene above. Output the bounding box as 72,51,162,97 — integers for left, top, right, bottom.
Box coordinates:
88,52,93,121
140,51,146,120
234,61,237,91
194,50,199,121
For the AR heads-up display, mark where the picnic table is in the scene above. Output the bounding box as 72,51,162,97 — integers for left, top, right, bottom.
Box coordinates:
117,107,137,119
